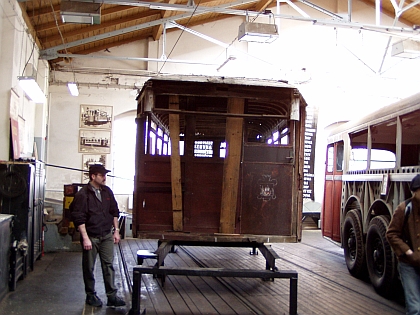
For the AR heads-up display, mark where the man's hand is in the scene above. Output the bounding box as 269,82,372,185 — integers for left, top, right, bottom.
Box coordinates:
78,224,92,250
83,237,92,250
113,229,121,244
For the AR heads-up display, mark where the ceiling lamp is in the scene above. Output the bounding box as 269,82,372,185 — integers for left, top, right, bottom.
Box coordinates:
60,0,101,24
67,82,79,96
18,76,46,103
391,39,420,59
238,21,278,43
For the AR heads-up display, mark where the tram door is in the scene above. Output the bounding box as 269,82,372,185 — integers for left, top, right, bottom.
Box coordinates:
322,141,343,242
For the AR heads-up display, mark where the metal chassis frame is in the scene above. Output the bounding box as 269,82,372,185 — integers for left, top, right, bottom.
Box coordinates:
129,240,298,315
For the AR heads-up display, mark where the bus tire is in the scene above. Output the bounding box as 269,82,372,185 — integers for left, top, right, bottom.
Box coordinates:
366,215,396,297
343,209,366,278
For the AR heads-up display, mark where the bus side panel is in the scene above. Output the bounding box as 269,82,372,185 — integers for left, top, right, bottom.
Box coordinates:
240,163,293,235
332,180,342,242
183,160,224,233
322,178,334,238
322,178,342,242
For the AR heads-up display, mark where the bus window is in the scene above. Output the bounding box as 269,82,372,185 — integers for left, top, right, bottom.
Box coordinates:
326,145,334,173
336,143,344,171
349,148,396,171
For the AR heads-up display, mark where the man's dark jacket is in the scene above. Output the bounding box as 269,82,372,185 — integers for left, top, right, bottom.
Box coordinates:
386,197,420,268
71,184,119,238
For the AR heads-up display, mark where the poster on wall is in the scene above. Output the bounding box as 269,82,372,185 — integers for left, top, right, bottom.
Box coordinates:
82,154,107,183
10,118,20,159
80,105,112,129
79,129,111,153
10,89,20,120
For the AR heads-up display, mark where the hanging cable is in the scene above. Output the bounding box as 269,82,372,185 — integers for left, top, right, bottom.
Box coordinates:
49,0,78,84
158,0,202,74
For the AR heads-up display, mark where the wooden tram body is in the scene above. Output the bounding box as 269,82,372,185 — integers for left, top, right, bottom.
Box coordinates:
130,75,306,315
133,75,307,244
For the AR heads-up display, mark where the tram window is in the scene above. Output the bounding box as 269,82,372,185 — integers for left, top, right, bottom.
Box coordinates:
149,131,156,155
220,142,226,158
267,129,289,145
281,128,289,145
145,120,149,154
179,141,184,156
157,138,162,155
151,121,157,130
326,145,334,173
194,140,213,157
273,131,279,144
349,148,396,171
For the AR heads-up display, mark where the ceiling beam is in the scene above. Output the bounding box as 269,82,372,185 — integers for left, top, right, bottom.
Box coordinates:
40,0,420,61
34,6,136,33
40,0,259,59
39,11,161,44
152,0,178,41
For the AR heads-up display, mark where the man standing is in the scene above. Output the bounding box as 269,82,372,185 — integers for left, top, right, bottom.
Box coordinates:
387,174,420,315
71,164,126,308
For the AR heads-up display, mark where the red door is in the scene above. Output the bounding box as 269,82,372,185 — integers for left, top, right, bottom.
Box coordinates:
322,142,343,242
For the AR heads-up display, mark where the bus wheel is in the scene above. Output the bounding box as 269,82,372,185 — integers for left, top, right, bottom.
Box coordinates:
343,210,366,278
366,215,396,297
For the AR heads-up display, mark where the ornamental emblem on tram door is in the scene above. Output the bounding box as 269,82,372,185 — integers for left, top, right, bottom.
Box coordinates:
257,175,277,201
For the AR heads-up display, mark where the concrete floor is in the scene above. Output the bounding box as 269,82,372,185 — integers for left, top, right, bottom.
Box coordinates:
0,245,131,315
0,221,404,315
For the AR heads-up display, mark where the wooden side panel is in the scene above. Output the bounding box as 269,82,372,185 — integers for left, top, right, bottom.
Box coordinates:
135,156,174,232
220,98,244,234
183,161,224,233
169,95,183,231
240,162,294,235
137,190,173,231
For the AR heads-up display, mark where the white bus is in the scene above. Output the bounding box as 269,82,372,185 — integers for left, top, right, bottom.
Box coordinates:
322,92,420,297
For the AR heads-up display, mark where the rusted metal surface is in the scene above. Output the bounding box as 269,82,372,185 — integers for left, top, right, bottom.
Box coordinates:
240,162,294,236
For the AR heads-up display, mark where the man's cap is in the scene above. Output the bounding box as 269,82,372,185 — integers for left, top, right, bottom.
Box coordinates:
410,174,420,192
89,164,111,175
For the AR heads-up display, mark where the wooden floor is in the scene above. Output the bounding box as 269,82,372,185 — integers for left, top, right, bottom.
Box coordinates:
120,226,405,315
0,224,406,315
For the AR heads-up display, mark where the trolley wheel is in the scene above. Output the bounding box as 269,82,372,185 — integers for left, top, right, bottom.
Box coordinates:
343,209,366,278
366,215,396,297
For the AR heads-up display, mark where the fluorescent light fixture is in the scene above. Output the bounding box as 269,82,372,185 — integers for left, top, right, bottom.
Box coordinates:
18,76,46,103
60,1,101,25
238,21,278,43
61,14,97,24
391,40,420,59
68,82,79,96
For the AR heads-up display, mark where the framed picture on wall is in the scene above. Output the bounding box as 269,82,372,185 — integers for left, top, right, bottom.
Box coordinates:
79,129,111,153
80,104,112,129
82,154,107,183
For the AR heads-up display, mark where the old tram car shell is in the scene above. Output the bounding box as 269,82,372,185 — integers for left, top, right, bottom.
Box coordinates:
133,75,307,245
